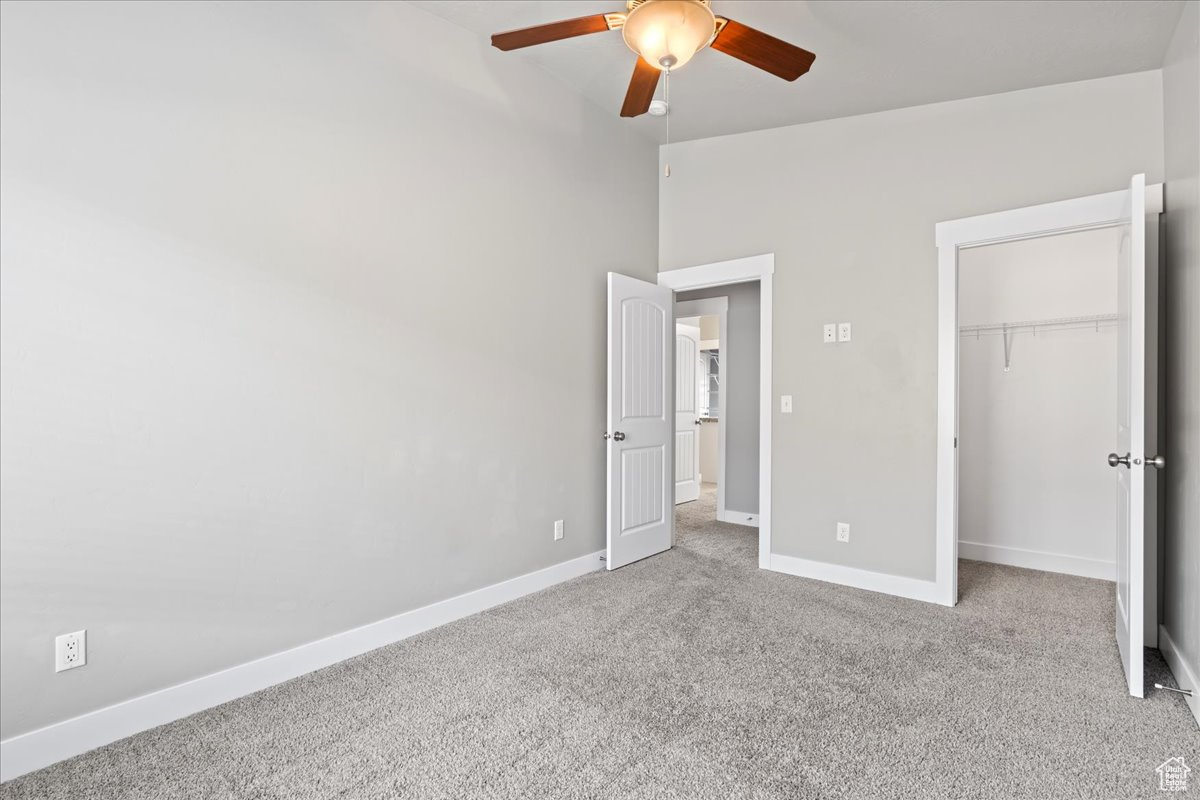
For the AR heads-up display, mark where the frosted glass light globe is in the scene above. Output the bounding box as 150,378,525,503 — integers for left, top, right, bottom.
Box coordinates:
622,0,717,71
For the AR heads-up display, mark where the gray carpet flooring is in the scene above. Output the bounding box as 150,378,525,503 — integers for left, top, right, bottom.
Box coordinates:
3,484,1196,799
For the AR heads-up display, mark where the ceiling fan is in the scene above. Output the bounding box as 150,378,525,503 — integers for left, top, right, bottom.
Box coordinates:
491,0,816,118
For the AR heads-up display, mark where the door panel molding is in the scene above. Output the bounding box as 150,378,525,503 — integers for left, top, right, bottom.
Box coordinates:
607,273,674,570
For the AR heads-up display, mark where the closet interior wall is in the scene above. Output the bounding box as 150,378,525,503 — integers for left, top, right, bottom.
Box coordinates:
957,228,1120,580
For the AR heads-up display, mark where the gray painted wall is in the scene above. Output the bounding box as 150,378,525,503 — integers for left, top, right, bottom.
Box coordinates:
0,1,657,738
660,72,1164,581
676,282,760,513
1162,0,1200,702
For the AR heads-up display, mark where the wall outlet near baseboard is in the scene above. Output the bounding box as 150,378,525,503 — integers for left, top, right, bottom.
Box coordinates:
55,630,86,672
553,520,564,541
836,523,850,543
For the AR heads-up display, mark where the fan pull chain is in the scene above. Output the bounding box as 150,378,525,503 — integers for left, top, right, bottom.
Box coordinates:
664,68,671,178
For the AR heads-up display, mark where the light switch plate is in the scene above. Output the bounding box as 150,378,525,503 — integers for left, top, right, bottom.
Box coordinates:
823,323,836,343
553,520,564,541
780,395,793,413
838,323,852,343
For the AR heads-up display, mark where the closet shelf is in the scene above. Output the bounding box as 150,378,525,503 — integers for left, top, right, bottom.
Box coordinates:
959,313,1118,337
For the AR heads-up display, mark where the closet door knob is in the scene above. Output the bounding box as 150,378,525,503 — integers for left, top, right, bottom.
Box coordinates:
612,431,626,441
1147,455,1166,469
1107,453,1130,468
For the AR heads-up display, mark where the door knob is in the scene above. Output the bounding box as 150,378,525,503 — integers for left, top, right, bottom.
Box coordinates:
1147,455,1166,469
694,419,702,425
1108,453,1130,468
603,432,610,440
612,431,626,441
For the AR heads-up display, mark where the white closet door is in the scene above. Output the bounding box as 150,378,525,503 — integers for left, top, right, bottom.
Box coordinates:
607,273,674,570
1111,173,1148,698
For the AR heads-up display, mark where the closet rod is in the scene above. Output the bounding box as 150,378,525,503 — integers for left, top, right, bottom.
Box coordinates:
959,313,1118,337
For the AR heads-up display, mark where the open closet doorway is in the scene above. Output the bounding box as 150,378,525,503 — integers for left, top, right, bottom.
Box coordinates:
957,227,1129,585
936,176,1163,698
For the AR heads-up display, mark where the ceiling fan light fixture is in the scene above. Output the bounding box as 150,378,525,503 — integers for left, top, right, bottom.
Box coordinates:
622,0,716,71
489,2,815,118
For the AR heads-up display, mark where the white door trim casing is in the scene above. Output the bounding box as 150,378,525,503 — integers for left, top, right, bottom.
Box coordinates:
935,184,1163,609
675,296,728,521
659,253,773,569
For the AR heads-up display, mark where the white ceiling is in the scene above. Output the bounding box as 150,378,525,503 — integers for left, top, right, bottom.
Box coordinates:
408,0,1185,142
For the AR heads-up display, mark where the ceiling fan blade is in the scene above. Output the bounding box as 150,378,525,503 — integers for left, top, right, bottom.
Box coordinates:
710,18,816,81
491,14,613,51
620,57,661,117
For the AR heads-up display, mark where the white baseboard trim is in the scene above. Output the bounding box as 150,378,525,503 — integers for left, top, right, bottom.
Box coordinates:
958,540,1115,581
769,554,943,605
1159,624,1200,728
0,549,605,783
718,509,758,528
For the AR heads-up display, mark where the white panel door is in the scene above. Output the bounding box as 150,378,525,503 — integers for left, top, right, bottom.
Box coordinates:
1111,173,1146,698
607,273,674,570
674,323,701,504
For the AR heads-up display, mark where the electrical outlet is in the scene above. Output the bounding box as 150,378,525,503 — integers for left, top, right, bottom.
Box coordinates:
836,523,850,543
553,520,564,541
838,323,852,343
823,323,836,343
55,630,86,673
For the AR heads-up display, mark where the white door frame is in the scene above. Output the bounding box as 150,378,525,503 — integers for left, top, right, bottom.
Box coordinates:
659,254,773,569
935,185,1163,608
675,297,728,521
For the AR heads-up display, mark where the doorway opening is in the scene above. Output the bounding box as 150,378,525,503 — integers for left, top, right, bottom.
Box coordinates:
659,255,773,570
936,177,1163,698
957,227,1125,586
672,286,760,563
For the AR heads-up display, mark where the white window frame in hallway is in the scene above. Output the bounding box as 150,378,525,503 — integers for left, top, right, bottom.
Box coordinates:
659,254,773,569
935,183,1164,610
674,296,728,523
